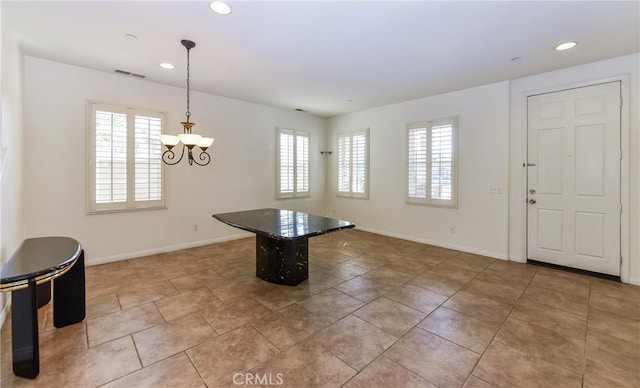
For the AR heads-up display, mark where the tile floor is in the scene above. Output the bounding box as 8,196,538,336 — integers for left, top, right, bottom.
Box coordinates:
1,230,639,387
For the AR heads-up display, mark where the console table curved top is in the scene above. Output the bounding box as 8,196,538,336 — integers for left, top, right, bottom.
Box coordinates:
0,236,82,292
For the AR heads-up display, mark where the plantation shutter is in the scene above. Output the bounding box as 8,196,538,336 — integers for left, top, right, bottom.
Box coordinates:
405,118,457,207
337,135,351,193
352,132,367,194
134,114,163,201
95,110,128,204
407,122,428,201
279,130,295,195
431,122,453,200
276,128,309,198
296,134,309,194
89,102,165,213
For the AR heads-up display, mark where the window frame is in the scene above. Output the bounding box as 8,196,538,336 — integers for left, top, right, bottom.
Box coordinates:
406,117,458,208
86,101,166,214
337,128,370,199
275,127,310,199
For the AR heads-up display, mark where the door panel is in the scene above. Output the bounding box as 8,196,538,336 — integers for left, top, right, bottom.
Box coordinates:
527,82,621,276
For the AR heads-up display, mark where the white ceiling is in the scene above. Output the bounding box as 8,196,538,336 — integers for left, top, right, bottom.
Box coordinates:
3,1,639,117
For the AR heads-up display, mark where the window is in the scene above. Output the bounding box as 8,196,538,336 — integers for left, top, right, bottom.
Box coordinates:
407,117,457,207
87,102,165,213
337,129,369,198
276,128,309,198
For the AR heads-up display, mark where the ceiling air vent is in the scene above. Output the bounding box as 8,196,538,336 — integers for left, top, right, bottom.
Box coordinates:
114,69,147,79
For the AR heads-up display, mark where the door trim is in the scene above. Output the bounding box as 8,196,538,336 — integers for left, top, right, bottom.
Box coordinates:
520,75,630,283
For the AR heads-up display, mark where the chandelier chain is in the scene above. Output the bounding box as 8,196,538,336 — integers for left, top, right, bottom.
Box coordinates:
186,46,191,122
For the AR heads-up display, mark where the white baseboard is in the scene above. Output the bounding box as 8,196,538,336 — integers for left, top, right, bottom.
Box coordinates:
85,232,253,266
354,226,509,261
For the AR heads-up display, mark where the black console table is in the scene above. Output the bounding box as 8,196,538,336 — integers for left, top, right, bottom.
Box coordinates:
213,208,354,286
0,237,86,379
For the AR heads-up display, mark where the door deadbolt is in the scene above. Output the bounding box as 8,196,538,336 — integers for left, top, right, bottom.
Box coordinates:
529,189,536,195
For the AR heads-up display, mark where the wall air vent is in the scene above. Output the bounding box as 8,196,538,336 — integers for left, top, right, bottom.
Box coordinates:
114,69,147,79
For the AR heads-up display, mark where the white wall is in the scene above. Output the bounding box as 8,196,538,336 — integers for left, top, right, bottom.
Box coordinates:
0,18,26,321
23,57,327,264
326,82,510,259
509,53,640,285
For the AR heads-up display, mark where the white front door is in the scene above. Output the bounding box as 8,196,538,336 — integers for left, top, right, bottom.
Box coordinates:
527,82,621,276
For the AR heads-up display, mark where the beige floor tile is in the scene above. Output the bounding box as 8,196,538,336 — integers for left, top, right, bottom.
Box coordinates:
386,257,431,276
443,291,512,325
590,279,640,304
187,325,279,387
409,272,466,297
117,279,179,310
354,297,425,337
588,308,640,345
32,336,141,388
86,303,165,347
485,260,538,275
461,279,523,306
298,288,365,323
463,375,494,387
473,341,582,387
86,274,141,301
103,352,206,388
251,340,356,388
475,268,535,291
586,331,640,376
334,276,393,302
305,270,345,293
210,275,270,300
405,250,449,267
385,284,448,314
200,296,272,334
493,317,585,374
448,253,494,272
511,298,587,339
385,327,480,387
590,292,640,321
419,307,500,354
583,358,640,388
529,271,590,298
343,356,436,388
39,321,87,363
251,284,313,311
139,262,190,281
322,261,369,281
429,263,480,283
169,269,226,293
344,254,390,271
362,267,414,287
250,305,329,350
133,313,216,366
85,293,121,320
155,287,218,321
519,285,588,317
314,315,397,371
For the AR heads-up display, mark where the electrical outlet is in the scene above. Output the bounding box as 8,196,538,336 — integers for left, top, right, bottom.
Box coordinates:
489,186,502,194
450,225,455,234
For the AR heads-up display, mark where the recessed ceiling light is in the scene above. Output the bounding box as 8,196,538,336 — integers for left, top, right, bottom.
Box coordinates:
160,62,175,70
210,1,232,15
555,41,577,51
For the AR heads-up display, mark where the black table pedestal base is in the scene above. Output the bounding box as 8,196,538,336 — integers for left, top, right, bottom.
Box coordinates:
11,279,40,379
9,250,86,379
256,235,308,286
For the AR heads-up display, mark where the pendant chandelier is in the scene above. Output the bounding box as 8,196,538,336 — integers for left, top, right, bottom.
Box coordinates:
160,39,214,166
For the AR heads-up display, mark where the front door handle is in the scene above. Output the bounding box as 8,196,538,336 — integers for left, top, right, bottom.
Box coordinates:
529,199,536,204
